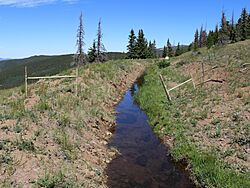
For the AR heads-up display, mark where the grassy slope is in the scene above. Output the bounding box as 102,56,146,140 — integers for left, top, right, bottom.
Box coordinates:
0,59,146,187
136,40,250,187
0,55,73,89
0,52,126,89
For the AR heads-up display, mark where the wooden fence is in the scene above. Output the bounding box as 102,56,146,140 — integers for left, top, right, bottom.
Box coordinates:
25,66,78,98
159,65,219,101
160,74,195,101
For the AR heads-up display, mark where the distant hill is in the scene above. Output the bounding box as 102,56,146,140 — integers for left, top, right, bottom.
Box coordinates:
0,55,74,89
0,52,127,89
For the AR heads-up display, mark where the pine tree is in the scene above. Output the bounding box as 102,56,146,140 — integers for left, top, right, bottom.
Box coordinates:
218,10,230,44
167,39,173,57
239,8,248,40
199,26,203,48
96,18,107,62
147,40,154,58
152,40,157,58
162,45,167,58
175,42,181,56
247,13,250,38
214,24,219,44
127,29,137,59
74,12,85,66
193,29,199,51
88,40,97,63
147,40,157,58
207,30,214,49
135,29,148,59
201,29,207,47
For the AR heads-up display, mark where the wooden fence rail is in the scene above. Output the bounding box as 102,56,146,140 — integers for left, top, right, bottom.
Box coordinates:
160,74,195,101
25,66,78,98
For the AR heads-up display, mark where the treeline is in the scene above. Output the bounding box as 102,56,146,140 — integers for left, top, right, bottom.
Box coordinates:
126,29,188,59
193,7,250,50
162,40,190,58
126,29,157,59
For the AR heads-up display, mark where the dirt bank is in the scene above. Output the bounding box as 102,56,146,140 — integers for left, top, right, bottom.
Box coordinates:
0,60,146,187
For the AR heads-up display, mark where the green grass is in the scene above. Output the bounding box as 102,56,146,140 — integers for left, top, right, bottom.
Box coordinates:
35,170,78,188
135,64,250,187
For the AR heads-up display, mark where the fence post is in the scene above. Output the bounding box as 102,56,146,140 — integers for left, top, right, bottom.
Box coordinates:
159,74,171,101
75,66,79,96
190,73,196,89
25,66,28,98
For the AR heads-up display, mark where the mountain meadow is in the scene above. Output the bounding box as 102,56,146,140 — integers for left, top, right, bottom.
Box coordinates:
1,4,250,188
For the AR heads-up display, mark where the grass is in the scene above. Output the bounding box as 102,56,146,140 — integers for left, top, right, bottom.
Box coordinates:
35,170,78,188
0,59,146,186
135,41,250,187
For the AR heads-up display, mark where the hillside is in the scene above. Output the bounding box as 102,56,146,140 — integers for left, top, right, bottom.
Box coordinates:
136,40,250,187
0,52,126,89
0,59,146,187
0,55,74,89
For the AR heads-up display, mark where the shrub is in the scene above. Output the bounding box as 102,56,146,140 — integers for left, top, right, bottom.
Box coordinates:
158,60,170,69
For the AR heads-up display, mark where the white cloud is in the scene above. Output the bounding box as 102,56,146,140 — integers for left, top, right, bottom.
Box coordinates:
0,0,78,7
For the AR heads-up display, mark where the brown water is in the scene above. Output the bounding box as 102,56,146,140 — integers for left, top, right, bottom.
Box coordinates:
105,81,196,188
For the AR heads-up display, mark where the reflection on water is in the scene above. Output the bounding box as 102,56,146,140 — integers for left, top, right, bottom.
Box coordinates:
105,81,196,188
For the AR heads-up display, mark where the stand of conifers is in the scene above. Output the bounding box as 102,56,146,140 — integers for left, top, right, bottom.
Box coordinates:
24,66,79,98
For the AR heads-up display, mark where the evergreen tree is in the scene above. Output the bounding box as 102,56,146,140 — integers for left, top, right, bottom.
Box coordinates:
248,13,250,38
152,40,157,58
74,12,85,66
88,40,97,63
147,40,157,58
166,39,173,57
201,29,207,47
162,45,167,58
147,41,154,58
207,30,214,49
127,29,137,59
239,8,248,40
218,10,230,44
175,42,181,56
135,29,148,59
199,26,203,48
193,29,199,51
214,24,219,44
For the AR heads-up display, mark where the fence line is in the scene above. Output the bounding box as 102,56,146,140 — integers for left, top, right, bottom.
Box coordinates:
25,66,78,98
160,64,220,101
160,74,195,101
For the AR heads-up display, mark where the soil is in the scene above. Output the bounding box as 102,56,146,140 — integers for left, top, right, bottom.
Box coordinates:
0,62,145,187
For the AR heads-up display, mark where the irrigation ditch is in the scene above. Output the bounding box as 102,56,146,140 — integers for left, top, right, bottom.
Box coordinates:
105,75,196,188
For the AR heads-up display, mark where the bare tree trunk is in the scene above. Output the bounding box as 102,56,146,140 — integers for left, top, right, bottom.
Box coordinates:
97,18,102,62
75,12,85,66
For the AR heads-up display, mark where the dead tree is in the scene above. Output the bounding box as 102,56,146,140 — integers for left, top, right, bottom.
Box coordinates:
96,18,107,62
74,12,85,66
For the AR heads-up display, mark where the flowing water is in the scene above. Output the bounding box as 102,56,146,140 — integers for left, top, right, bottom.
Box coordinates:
105,79,196,188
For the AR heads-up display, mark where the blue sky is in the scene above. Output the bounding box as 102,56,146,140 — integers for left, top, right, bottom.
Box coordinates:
0,0,250,58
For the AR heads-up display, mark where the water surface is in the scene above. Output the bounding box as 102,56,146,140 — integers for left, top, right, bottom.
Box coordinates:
106,81,196,188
